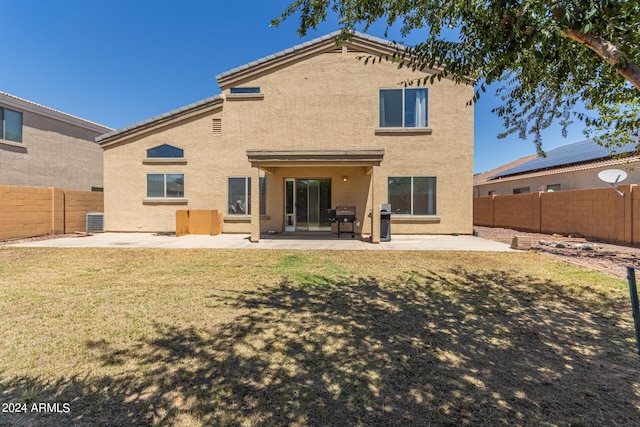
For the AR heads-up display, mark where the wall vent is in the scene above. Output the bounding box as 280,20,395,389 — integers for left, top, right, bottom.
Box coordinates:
212,118,222,135
86,213,104,233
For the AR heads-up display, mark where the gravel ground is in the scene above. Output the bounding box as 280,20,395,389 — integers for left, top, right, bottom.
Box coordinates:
475,225,640,279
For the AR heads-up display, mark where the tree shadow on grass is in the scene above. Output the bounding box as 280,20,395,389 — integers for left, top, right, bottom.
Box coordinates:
1,269,639,426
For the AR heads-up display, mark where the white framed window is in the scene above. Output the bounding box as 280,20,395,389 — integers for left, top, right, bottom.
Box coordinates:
147,173,184,198
546,184,561,192
0,107,23,143
379,88,428,128
228,176,266,215
388,176,437,215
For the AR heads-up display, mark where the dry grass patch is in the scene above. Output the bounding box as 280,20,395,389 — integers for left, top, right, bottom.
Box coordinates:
0,248,638,426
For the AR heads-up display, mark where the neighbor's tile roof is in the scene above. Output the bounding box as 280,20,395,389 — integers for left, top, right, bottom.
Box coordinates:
491,139,638,179
485,154,640,184
474,154,538,186
0,91,112,133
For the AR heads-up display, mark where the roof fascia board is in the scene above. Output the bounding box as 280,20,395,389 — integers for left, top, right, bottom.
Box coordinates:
0,92,112,134
247,149,385,167
216,33,465,89
217,41,342,89
98,98,223,149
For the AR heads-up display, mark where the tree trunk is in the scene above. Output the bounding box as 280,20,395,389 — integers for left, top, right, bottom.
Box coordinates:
562,28,640,90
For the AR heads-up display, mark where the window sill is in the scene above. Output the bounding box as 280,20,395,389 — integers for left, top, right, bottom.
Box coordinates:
225,93,264,101
143,198,188,205
224,215,251,223
375,127,433,135
391,215,441,224
0,140,25,148
143,158,188,165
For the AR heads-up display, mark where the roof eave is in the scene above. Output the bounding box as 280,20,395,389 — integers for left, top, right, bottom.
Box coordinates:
97,95,223,148
0,91,112,134
215,30,453,89
485,154,640,182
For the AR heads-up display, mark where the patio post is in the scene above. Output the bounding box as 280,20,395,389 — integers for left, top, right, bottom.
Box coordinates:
250,166,260,243
371,165,382,243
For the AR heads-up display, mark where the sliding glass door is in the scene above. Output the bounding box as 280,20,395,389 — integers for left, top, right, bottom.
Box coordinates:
284,178,331,231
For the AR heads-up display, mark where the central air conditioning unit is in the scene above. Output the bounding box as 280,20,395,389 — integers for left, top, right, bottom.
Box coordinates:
86,213,105,233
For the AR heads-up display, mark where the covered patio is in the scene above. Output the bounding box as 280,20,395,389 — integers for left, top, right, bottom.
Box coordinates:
246,149,386,243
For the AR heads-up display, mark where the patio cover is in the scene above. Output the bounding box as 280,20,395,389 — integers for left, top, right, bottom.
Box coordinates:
246,149,386,243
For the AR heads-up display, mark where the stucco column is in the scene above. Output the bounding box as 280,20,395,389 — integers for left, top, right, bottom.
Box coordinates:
370,165,382,243
250,167,260,243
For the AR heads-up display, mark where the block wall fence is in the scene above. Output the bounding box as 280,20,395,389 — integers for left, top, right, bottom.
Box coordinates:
474,184,639,245
0,185,103,241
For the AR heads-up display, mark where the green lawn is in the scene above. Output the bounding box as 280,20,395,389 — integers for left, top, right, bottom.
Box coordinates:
0,248,638,426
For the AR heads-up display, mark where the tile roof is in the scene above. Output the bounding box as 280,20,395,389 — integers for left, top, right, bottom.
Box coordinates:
98,31,400,145
215,30,400,81
491,139,638,179
474,154,538,186
96,94,223,143
484,155,640,183
0,91,112,133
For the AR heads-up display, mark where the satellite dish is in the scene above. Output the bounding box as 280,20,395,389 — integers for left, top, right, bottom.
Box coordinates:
598,169,627,184
598,169,627,196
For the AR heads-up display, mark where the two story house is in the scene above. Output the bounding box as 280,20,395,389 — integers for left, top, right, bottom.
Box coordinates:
97,31,474,242
1,91,112,191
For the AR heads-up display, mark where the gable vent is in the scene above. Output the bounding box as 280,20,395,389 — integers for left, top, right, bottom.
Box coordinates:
212,118,222,135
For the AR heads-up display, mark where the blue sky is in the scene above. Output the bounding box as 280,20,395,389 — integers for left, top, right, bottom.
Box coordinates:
2,0,588,173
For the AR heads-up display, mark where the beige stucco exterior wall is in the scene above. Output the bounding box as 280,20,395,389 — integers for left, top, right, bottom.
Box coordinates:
0,105,106,191
102,45,474,235
474,160,640,196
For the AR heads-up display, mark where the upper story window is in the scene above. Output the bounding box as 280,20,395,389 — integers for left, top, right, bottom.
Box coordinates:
379,88,428,128
230,87,261,94
147,144,184,158
1,107,23,143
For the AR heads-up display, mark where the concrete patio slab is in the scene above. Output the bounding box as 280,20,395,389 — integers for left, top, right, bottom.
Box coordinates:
7,232,514,251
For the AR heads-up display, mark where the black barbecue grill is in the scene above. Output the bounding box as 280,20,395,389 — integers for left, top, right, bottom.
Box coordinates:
329,206,356,238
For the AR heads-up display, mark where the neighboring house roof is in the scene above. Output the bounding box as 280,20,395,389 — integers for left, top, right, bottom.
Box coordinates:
491,139,638,179
96,95,223,147
483,154,640,184
473,154,538,186
0,91,112,134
